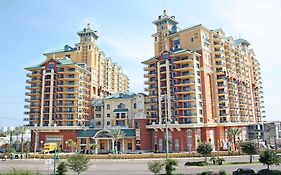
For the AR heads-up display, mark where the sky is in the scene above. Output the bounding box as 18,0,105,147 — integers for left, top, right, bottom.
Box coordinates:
0,0,280,127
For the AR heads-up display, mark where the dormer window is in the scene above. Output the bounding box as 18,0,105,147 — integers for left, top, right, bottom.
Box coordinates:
173,39,180,50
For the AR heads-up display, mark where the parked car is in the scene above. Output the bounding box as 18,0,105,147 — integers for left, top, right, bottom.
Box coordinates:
233,168,256,175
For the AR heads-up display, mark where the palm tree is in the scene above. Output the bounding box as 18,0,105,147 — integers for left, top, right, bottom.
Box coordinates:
17,126,27,159
66,139,77,153
89,143,99,154
227,128,242,151
108,128,125,154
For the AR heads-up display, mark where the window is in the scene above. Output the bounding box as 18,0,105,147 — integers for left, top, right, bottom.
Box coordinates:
133,103,137,109
200,109,203,115
96,114,101,118
107,121,110,125
81,138,86,144
197,71,200,76
107,114,110,118
128,143,132,150
173,39,180,49
191,37,194,42
117,103,125,109
135,121,140,128
196,64,199,68
95,106,101,111
106,104,110,110
96,121,101,125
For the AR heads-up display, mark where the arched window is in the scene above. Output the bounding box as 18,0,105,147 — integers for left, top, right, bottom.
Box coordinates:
171,25,177,34
175,139,179,152
118,103,126,109
159,139,163,152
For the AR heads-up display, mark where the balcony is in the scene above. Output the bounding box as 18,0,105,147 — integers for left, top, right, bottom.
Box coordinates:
175,96,196,102
173,57,193,64
174,72,194,79
144,79,157,85
143,66,156,71
174,65,194,71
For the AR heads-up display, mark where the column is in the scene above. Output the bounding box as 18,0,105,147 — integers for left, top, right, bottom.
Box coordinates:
157,62,162,124
122,139,125,153
49,68,54,126
40,70,46,126
111,139,115,154
165,60,172,121
95,139,98,154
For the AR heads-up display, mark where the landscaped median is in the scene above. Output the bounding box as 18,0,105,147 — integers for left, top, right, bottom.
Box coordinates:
0,151,248,159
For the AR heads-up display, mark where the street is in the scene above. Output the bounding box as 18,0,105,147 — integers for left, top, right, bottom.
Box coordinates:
0,155,280,175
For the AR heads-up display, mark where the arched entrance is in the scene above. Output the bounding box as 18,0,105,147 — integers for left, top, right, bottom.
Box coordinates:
92,130,114,154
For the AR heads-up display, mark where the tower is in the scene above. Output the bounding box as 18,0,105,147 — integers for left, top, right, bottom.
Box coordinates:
76,23,99,68
152,10,178,56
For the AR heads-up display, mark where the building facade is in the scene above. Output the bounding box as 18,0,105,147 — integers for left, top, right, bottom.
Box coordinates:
142,11,265,152
82,92,147,153
24,24,129,151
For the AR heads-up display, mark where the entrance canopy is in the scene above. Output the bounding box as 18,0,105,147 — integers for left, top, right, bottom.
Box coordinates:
77,129,136,138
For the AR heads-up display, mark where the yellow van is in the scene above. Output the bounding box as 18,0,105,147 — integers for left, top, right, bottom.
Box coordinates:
44,143,57,154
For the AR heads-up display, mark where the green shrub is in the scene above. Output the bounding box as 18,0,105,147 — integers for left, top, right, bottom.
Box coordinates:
210,156,225,165
197,171,214,175
147,160,164,175
185,161,208,166
57,161,68,175
257,169,281,175
1,168,41,175
218,170,227,175
164,159,178,175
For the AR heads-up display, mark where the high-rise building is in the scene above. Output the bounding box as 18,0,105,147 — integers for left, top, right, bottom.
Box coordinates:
142,11,265,152
24,24,129,150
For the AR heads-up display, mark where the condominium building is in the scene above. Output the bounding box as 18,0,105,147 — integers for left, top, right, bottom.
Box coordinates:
142,11,264,152
24,24,129,150
77,92,147,153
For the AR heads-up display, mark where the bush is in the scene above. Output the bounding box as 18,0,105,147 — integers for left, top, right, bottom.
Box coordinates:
0,168,41,175
257,169,281,175
185,161,208,166
66,154,90,175
148,160,164,175
165,159,178,175
197,171,215,175
57,161,68,175
210,156,225,165
218,170,227,175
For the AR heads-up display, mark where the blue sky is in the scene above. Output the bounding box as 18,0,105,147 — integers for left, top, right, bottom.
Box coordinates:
0,0,280,127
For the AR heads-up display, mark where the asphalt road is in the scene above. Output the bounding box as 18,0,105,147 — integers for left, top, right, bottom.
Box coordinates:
0,155,280,175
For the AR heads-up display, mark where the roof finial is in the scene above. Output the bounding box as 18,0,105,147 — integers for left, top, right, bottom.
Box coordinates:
163,10,167,16
87,23,91,30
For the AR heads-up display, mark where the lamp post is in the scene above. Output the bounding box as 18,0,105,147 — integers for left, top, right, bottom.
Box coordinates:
65,141,68,152
53,150,58,175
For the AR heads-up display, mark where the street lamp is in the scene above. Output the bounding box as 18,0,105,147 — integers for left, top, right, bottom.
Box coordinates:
65,141,69,152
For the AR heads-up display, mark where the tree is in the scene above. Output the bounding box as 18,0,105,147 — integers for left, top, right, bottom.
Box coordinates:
107,128,125,154
197,142,213,163
148,160,164,175
67,154,90,175
227,128,241,151
259,149,280,170
23,141,30,158
164,159,178,175
89,143,99,154
66,139,77,153
57,161,68,175
240,141,258,163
